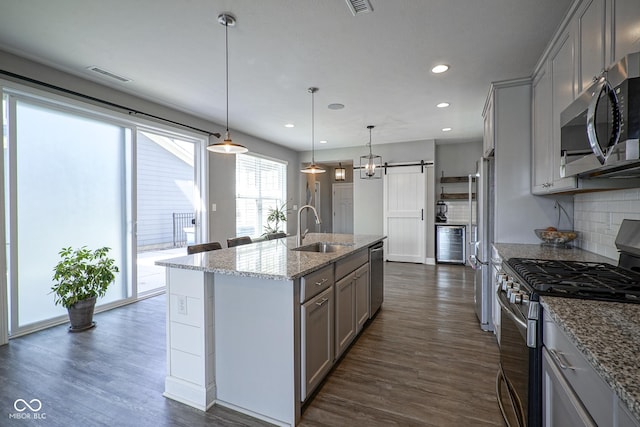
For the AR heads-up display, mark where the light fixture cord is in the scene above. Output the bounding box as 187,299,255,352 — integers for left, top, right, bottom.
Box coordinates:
225,17,229,133
368,127,373,156
311,89,315,164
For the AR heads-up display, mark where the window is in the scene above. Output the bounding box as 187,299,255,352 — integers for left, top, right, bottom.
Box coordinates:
236,154,287,238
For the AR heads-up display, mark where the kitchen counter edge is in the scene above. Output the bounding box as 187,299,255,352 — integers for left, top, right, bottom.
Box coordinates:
155,233,386,281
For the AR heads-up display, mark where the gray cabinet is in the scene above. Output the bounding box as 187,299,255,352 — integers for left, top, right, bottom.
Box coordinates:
301,286,334,401
335,272,356,359
355,263,369,333
613,0,640,62
483,92,495,157
300,264,335,401
532,65,554,193
576,0,607,93
530,0,640,194
543,310,640,426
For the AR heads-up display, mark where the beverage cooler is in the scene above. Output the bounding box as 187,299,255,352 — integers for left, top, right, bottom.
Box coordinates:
435,225,466,264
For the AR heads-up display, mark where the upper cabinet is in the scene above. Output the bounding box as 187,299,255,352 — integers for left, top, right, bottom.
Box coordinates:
530,0,640,194
613,0,640,62
483,93,495,157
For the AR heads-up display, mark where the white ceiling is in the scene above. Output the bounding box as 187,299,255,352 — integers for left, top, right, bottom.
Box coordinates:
0,0,572,152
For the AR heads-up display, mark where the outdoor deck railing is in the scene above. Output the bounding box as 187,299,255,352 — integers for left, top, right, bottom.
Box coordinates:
172,212,194,247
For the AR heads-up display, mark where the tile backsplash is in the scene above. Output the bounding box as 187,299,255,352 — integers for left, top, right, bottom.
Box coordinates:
574,187,640,260
440,200,475,224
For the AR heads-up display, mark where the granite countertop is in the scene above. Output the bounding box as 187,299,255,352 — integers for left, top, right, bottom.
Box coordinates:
155,233,385,281
541,297,640,421
492,242,616,264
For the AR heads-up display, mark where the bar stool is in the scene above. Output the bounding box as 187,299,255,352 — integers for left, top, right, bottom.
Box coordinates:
187,242,222,254
227,236,252,248
265,232,287,240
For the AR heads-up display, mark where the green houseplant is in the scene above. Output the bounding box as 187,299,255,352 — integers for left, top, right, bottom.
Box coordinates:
263,202,288,235
51,246,119,332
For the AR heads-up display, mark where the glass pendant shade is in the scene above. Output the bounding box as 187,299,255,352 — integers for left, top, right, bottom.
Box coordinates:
335,163,346,181
360,125,383,179
301,163,326,174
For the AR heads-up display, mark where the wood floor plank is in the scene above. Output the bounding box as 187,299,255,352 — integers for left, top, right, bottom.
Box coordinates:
0,262,503,426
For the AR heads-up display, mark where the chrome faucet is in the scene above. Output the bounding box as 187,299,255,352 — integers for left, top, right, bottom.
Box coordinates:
297,204,322,247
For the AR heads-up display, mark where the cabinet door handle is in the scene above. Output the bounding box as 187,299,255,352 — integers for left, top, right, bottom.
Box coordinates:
421,209,424,221
315,297,329,307
548,348,575,370
315,278,328,286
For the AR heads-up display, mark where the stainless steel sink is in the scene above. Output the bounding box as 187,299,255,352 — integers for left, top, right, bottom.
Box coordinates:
292,242,352,253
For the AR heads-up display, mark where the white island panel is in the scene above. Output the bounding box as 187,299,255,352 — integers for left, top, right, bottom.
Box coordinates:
163,268,216,411
214,273,300,426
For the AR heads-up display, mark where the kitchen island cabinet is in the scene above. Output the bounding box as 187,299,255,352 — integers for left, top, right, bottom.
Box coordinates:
156,233,385,426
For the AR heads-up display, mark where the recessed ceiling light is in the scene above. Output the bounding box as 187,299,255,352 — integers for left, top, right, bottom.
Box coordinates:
319,140,328,144
328,103,345,110
431,64,449,74
442,127,452,132
284,123,295,128
436,102,450,108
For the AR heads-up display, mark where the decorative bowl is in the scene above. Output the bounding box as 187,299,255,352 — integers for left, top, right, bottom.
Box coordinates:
534,229,578,246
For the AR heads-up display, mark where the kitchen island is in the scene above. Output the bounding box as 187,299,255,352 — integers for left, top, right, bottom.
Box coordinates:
156,233,385,426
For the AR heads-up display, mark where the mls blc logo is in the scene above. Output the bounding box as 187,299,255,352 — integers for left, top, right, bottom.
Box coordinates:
9,398,46,420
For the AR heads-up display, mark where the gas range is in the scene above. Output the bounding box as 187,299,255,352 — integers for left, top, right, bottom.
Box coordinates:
503,257,640,304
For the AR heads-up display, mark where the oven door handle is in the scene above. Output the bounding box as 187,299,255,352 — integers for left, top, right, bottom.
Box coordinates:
496,288,528,333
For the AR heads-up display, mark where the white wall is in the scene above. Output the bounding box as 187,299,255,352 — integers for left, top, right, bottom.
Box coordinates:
574,188,640,260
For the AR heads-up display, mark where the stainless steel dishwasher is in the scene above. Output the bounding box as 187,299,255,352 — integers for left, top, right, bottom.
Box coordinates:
369,242,384,317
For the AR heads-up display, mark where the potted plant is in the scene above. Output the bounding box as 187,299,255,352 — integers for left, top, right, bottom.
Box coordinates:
263,202,288,235
51,246,119,332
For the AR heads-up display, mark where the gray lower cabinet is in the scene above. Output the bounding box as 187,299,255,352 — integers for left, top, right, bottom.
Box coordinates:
335,272,356,359
301,286,334,401
542,347,597,427
355,263,369,333
543,311,640,427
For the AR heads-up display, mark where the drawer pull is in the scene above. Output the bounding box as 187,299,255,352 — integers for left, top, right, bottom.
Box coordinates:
315,278,328,286
315,298,329,307
549,348,575,370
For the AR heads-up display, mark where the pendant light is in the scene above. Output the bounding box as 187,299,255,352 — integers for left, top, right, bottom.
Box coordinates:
360,125,382,179
301,87,326,174
207,13,248,154
335,162,346,181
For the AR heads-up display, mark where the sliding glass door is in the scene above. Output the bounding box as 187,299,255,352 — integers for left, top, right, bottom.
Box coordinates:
135,128,203,295
4,95,132,335
1,87,207,337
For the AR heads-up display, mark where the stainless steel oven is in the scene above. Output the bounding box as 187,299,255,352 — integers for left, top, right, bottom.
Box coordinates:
496,277,541,427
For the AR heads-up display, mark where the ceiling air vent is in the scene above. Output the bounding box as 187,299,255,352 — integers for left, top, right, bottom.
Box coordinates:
345,0,374,15
86,66,132,83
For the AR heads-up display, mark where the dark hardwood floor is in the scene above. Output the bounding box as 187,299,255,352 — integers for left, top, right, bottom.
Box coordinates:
0,262,503,426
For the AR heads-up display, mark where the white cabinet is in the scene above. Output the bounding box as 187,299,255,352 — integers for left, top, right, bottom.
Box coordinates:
355,263,369,333
335,272,356,359
301,286,334,401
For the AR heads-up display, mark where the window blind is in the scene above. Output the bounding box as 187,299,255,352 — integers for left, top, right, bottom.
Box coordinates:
236,154,287,238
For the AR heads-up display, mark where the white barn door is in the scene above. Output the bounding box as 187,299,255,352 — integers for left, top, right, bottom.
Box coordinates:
383,165,426,263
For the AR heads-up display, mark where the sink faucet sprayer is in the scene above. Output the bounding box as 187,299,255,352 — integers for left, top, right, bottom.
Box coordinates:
297,205,322,247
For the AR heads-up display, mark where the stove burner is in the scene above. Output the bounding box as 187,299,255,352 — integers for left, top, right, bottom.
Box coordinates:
506,258,640,304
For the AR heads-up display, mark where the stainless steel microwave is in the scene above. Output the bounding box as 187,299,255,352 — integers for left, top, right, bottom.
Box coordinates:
560,51,640,178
